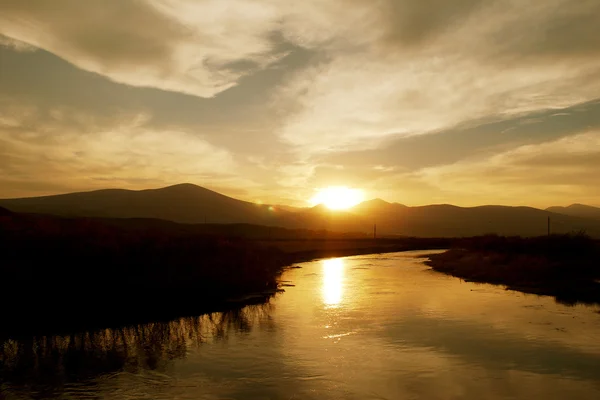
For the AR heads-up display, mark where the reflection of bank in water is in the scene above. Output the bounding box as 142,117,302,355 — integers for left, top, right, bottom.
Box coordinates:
0,304,273,393
322,258,345,307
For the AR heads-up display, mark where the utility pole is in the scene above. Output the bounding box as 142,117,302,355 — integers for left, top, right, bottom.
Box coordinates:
547,216,551,236
373,223,377,240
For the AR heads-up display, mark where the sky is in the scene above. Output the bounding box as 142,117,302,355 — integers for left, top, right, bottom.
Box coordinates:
1,0,599,208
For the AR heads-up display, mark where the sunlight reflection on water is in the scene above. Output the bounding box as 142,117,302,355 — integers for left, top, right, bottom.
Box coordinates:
322,258,344,307
2,251,600,400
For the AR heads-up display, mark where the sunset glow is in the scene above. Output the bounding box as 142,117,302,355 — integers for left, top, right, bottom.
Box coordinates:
310,187,364,210
1,1,600,207
1,1,600,397
322,258,344,307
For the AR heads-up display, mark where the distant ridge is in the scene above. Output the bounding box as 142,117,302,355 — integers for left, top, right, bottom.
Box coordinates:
546,204,600,221
0,184,286,225
0,206,12,216
2,184,600,237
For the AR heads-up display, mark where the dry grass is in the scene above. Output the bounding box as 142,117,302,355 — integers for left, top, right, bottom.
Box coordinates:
427,234,600,304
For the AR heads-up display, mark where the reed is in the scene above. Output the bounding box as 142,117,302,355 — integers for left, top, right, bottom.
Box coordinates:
427,233,600,304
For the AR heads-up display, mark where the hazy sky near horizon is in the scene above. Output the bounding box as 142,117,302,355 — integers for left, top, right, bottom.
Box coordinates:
1,0,600,207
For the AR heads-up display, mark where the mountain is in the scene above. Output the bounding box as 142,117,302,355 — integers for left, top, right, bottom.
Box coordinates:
546,204,600,221
352,198,407,221
352,198,404,215
365,203,600,237
0,184,292,225
335,200,600,237
0,206,12,216
2,184,600,237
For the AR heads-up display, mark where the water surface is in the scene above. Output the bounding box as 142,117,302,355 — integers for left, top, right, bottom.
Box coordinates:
2,251,600,399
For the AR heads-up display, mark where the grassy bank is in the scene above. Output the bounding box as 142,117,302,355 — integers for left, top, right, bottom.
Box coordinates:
0,211,449,336
426,234,600,304
0,306,271,396
0,213,284,335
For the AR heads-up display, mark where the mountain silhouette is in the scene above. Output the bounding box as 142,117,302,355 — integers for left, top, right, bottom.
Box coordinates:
0,184,287,225
300,201,600,237
1,184,599,237
360,203,600,237
546,204,600,221
352,198,401,214
0,206,12,216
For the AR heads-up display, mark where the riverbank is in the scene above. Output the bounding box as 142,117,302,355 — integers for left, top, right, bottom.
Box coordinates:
0,211,450,337
265,236,451,262
426,234,600,305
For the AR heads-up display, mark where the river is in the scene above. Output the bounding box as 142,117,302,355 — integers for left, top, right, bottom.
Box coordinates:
2,250,600,399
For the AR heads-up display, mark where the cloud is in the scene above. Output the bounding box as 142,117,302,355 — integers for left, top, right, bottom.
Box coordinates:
0,44,304,159
0,34,36,51
415,131,600,206
2,0,600,206
3,1,599,125
489,1,600,62
0,106,247,197
294,123,600,207
0,45,305,201
0,0,289,97
0,0,392,99
314,99,600,172
381,0,485,47
272,0,600,154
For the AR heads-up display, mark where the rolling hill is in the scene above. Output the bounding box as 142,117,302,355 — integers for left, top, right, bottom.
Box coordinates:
546,204,600,221
0,206,12,216
2,184,600,238
0,184,291,226
353,202,600,237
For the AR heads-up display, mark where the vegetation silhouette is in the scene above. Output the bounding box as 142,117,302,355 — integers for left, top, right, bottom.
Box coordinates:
0,210,450,337
0,212,284,334
427,233,600,305
0,304,271,399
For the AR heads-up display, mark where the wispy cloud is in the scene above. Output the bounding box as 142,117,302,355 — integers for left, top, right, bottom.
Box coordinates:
415,131,600,206
272,0,600,154
1,0,599,205
0,34,36,51
0,107,246,197
0,0,288,97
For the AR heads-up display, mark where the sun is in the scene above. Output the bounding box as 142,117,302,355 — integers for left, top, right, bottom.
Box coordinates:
310,186,365,210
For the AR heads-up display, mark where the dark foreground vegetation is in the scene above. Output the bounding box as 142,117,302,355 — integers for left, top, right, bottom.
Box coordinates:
426,233,600,305
0,306,270,398
0,215,282,336
0,210,450,337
